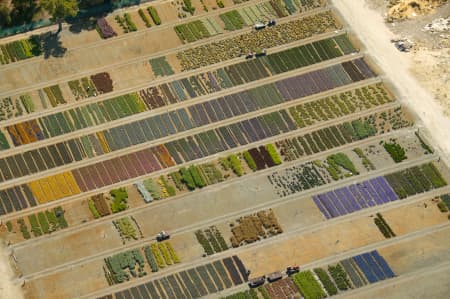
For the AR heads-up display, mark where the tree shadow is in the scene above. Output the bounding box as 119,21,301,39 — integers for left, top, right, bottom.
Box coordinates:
68,18,97,34
39,31,67,59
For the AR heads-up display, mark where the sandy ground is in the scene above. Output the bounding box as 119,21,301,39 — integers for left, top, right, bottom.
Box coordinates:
331,0,450,163
0,241,23,299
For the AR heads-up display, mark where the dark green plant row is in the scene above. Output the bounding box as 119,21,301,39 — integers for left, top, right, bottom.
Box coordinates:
374,213,396,238
0,36,41,65
11,206,68,240
385,163,447,199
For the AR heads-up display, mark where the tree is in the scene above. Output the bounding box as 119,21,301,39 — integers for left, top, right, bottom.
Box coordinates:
0,5,11,29
41,0,78,33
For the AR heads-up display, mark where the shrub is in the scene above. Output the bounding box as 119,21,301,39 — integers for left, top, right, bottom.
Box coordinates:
291,271,327,299
37,212,50,234
110,188,128,213
314,268,338,296
158,242,173,265
147,6,161,25
165,242,180,263
18,219,31,239
97,18,117,39
138,9,152,27
180,167,196,190
266,144,282,165
124,13,137,31
189,165,206,188
328,264,351,290
195,230,214,255
182,0,196,15
159,175,176,197
228,154,242,176
328,153,358,174
170,172,184,190
144,246,158,272
151,243,166,268
243,151,257,171
437,201,448,213
220,157,231,170
28,214,42,237
383,141,407,163
54,207,68,228
216,0,225,8
88,199,101,219
6,221,12,232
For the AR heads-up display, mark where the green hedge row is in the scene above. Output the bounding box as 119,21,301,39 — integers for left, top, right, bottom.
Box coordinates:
243,151,257,171
147,6,161,25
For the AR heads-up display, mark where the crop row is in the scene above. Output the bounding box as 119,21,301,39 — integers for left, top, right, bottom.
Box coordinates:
220,0,283,31
313,163,446,219
175,18,222,43
0,36,41,64
149,57,174,77
313,175,397,218
111,256,247,298
3,34,352,151
0,72,112,126
0,106,403,216
0,58,371,190
177,11,339,70
5,206,67,240
385,163,447,199
104,241,179,285
289,83,391,128
195,226,229,256
0,106,409,216
277,106,411,163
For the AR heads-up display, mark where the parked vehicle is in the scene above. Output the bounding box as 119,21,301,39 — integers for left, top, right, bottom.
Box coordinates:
254,23,266,30
267,20,276,26
267,271,283,282
248,275,266,288
286,266,300,276
156,231,170,241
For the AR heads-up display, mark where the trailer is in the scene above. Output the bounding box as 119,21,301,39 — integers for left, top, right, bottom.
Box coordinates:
254,23,266,30
267,271,283,282
255,49,267,57
248,276,266,288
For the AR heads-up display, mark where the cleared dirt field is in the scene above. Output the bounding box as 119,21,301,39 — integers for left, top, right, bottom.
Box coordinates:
23,260,106,299
14,224,121,275
379,226,450,276
381,197,449,236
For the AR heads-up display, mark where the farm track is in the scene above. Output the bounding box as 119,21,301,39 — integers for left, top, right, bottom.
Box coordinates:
14,152,442,281
82,213,450,299
7,127,418,243
0,51,364,156
0,29,347,127
0,6,330,95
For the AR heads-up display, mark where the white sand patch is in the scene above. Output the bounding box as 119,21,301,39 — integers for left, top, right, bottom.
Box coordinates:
0,240,24,299
331,0,450,164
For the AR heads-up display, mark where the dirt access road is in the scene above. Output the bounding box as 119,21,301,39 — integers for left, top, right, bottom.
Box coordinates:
331,0,450,164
